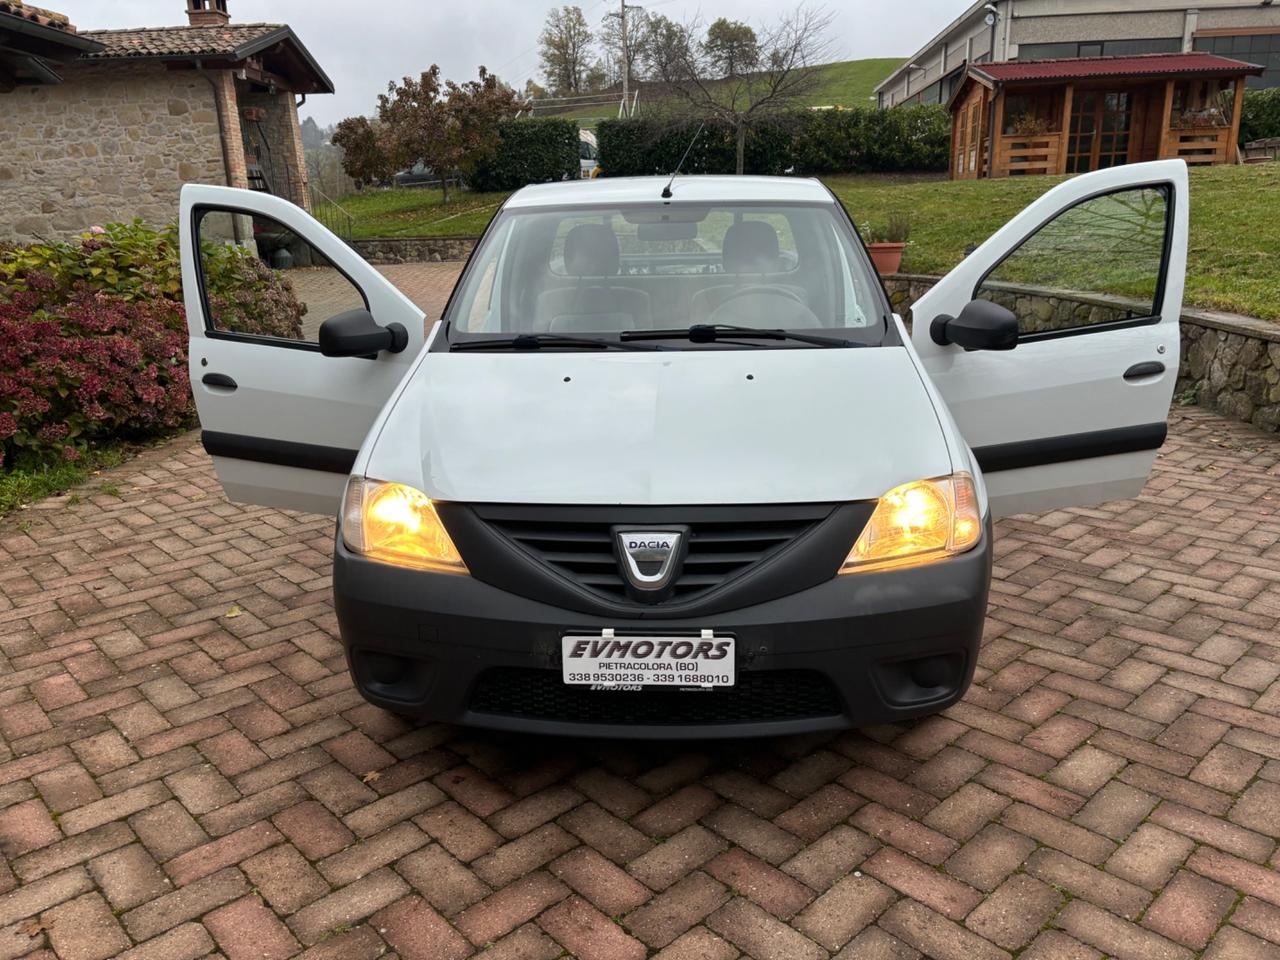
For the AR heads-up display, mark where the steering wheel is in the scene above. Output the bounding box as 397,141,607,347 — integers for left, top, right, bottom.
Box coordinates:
705,286,822,329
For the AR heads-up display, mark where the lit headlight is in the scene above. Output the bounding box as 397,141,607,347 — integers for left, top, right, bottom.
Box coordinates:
840,473,981,574
342,478,468,574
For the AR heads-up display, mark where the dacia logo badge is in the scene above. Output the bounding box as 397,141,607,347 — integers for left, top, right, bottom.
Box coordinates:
616,530,683,591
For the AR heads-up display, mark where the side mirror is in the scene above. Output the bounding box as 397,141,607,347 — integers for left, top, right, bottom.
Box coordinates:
319,309,409,358
930,299,1019,351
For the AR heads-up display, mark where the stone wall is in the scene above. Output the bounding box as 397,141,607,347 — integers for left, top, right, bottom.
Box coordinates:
1182,314,1280,432
884,274,1280,433
0,62,226,241
976,284,1135,335
349,236,479,264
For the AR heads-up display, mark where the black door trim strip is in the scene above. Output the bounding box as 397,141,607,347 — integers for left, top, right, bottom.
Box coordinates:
201,431,357,474
974,422,1167,474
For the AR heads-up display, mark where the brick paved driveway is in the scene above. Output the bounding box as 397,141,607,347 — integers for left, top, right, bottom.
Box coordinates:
291,263,464,340
0,262,1279,959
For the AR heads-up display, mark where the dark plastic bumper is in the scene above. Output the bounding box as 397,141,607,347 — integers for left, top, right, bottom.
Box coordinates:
333,521,992,739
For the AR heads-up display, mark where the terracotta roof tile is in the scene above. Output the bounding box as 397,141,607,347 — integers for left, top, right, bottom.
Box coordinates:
79,22,285,60
974,52,1264,83
0,0,77,32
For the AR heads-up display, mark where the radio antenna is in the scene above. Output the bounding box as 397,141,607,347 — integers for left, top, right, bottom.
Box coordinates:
661,122,705,199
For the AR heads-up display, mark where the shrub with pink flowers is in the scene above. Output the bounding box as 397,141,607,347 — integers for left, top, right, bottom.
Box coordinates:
0,221,304,469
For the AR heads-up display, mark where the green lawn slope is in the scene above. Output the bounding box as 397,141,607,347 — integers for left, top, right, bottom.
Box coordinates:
321,164,1280,321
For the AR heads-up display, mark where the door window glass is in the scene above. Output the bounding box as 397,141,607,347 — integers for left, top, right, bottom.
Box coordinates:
975,186,1168,337
968,103,981,172
1067,93,1097,173
196,209,365,344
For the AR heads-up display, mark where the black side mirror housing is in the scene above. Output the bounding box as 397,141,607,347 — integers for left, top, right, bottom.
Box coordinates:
930,299,1019,351
319,309,409,358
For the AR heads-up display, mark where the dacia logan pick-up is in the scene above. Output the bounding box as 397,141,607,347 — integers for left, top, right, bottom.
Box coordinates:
180,160,1187,737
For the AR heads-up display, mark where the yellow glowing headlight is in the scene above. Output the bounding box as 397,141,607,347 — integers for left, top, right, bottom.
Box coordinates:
341,478,467,574
840,473,982,574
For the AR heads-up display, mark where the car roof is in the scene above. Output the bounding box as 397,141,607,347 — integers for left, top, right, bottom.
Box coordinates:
505,175,835,209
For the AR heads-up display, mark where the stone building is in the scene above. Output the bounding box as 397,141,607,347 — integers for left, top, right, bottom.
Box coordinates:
878,0,1280,108
0,0,333,241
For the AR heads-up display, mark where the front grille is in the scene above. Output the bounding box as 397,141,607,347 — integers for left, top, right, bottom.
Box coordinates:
482,509,830,604
469,668,844,726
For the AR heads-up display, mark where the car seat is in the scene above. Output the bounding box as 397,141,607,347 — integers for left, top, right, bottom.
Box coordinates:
535,224,652,333
689,220,808,326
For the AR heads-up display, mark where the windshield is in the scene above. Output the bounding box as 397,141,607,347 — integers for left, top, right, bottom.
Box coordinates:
444,201,890,349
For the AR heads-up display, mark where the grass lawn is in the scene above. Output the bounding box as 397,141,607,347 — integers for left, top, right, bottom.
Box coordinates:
317,187,510,239
0,443,133,518
826,164,1280,321
797,57,905,108
324,164,1280,321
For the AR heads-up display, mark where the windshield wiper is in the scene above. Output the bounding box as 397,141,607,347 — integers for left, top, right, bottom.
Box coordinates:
450,334,665,352
620,324,854,348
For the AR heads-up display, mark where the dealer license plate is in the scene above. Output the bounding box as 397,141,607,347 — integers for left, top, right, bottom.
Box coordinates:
562,630,735,688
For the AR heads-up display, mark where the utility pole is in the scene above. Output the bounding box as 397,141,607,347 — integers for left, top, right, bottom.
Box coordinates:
620,0,629,118
609,0,639,117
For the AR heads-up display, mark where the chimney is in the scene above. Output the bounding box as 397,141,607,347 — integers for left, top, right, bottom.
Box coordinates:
186,0,230,26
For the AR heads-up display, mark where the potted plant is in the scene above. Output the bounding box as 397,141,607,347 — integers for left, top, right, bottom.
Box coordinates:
863,212,911,276
1010,113,1051,137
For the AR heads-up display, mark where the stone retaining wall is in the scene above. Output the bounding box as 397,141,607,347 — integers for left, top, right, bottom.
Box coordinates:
349,236,479,264
884,274,1280,433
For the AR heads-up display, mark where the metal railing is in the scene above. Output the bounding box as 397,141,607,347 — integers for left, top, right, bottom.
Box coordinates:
307,184,355,240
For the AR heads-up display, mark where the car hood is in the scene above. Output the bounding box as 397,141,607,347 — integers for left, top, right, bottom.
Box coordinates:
364,346,953,505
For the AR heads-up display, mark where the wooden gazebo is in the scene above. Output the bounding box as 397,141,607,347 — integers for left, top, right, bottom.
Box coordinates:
947,52,1264,180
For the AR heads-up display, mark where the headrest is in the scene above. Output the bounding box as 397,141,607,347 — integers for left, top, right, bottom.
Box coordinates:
563,223,620,277
723,220,781,274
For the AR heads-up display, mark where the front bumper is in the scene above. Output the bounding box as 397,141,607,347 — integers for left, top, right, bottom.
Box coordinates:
333,522,992,739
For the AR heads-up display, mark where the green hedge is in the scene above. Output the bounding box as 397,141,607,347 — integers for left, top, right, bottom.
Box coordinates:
1240,88,1280,145
593,119,797,177
795,105,952,174
596,105,951,178
470,118,580,191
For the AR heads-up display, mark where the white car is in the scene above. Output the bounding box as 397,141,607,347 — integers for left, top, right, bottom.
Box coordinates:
579,128,599,179
180,160,1187,737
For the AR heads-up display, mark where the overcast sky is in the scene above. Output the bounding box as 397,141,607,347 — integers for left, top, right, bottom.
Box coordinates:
54,0,963,126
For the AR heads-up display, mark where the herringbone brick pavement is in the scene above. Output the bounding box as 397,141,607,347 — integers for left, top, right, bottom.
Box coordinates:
1,397,1278,958
2,407,1269,960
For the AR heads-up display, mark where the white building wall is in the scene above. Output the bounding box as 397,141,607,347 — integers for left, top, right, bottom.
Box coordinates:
1008,11,1186,45
877,0,1280,107
879,0,1013,107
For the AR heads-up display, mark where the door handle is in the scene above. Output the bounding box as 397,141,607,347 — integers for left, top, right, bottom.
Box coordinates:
1123,362,1165,381
201,373,237,391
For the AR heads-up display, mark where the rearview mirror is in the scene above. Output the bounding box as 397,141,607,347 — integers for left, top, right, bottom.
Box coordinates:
319,309,409,358
930,300,1018,351
637,221,698,242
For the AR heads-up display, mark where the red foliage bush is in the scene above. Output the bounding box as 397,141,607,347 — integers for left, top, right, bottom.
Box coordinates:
0,285,190,469
0,221,304,471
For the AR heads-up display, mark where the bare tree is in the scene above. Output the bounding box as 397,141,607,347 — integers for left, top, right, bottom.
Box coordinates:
599,4,648,88
652,6,835,175
539,5,595,95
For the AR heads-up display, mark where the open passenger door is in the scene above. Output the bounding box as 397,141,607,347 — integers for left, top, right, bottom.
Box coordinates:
180,185,428,515
910,160,1188,519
